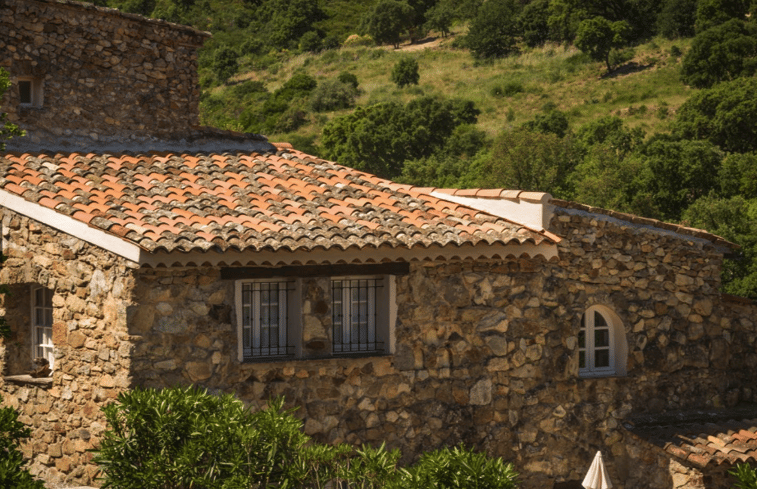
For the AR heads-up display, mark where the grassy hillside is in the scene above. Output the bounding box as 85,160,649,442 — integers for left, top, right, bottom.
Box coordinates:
203,30,693,148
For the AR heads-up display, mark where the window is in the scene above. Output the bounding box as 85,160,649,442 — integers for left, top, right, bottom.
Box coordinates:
18,77,43,107
578,305,627,377
32,286,54,370
332,278,382,354
237,281,293,359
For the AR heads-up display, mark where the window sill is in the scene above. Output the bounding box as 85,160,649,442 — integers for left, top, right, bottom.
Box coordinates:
242,352,392,364
3,375,53,387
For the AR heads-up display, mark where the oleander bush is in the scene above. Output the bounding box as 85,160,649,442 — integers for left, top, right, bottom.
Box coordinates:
0,395,45,489
93,386,518,489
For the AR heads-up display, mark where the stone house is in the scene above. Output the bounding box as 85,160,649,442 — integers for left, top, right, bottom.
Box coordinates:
1,1,757,488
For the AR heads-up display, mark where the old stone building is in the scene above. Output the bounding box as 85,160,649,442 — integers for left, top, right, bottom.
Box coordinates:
1,1,756,488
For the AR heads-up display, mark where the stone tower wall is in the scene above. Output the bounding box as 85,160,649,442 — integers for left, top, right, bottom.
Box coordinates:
0,0,208,143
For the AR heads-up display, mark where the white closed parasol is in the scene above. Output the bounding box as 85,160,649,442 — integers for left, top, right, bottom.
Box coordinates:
582,451,613,489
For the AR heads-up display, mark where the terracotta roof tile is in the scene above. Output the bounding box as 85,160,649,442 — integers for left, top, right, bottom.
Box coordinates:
626,408,757,469
0,148,556,255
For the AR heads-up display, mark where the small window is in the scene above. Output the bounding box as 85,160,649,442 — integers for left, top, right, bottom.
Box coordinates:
332,277,384,354
238,280,293,359
578,305,627,377
32,286,54,370
18,77,43,107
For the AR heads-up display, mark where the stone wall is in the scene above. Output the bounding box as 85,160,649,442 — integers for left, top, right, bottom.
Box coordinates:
127,204,757,489
0,0,207,142
0,208,137,487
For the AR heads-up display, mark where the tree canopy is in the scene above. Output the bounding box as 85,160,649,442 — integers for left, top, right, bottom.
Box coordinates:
361,0,414,48
465,0,521,59
575,16,630,72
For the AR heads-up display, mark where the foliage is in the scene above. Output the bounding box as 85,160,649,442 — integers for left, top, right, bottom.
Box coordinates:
521,107,570,138
310,79,359,112
391,57,420,87
730,462,757,489
465,0,521,59
680,19,757,88
212,47,239,82
338,71,359,90
361,0,414,48
321,96,479,179
299,31,323,53
394,445,518,489
673,76,757,153
575,16,631,72
633,136,723,221
520,0,551,47
694,0,750,33
0,69,24,151
424,0,456,37
656,0,697,38
0,396,45,489
93,387,519,489
266,0,327,50
683,195,757,298
463,128,579,196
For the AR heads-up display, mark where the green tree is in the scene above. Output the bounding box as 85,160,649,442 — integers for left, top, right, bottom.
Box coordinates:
695,0,749,32
425,0,456,37
267,0,326,50
683,195,757,299
463,128,579,196
521,107,570,138
298,31,322,53
391,57,420,87
633,136,724,221
656,0,697,38
465,0,521,59
321,97,479,179
547,0,659,44
309,79,358,112
212,46,239,82
520,0,551,47
673,76,757,153
575,16,631,72
361,0,414,48
680,19,757,88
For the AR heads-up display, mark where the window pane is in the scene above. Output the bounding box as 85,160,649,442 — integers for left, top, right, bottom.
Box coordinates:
595,348,610,368
579,350,586,369
594,311,608,327
578,330,585,349
595,329,609,348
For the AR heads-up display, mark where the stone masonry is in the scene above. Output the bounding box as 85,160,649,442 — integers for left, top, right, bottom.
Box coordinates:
0,208,136,486
0,0,208,143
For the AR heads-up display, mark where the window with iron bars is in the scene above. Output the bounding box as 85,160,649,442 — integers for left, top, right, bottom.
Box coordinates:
331,277,384,354
240,281,294,359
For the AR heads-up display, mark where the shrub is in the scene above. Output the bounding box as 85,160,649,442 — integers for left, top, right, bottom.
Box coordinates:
395,445,518,489
0,396,45,489
490,81,523,98
391,57,420,87
212,46,239,82
310,79,358,112
465,0,520,59
337,71,359,90
299,30,322,53
93,387,519,489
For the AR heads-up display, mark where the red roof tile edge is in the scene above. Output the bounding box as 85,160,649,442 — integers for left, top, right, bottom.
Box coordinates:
552,199,739,250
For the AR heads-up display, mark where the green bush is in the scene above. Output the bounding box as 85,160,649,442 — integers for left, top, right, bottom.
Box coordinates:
391,57,420,87
0,396,45,489
394,445,518,489
337,71,360,90
93,387,519,489
310,79,358,112
212,46,239,82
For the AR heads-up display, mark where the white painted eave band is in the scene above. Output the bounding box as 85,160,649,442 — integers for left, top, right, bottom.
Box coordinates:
0,188,144,264
431,191,554,231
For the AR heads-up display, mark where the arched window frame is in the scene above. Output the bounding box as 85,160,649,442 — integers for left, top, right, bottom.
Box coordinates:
578,305,627,378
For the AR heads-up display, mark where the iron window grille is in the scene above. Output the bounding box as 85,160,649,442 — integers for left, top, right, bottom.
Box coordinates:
332,278,384,354
240,281,294,359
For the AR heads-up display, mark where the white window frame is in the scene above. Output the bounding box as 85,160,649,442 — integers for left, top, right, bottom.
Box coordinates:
235,279,295,360
331,276,393,355
31,286,54,371
578,305,627,378
18,77,44,107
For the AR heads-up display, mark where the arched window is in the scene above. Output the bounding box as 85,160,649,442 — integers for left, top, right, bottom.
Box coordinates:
578,305,626,377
